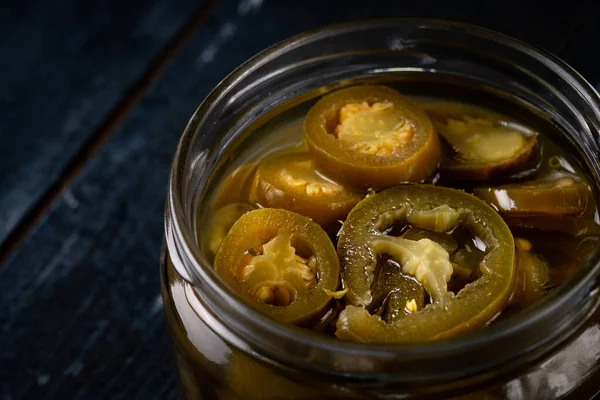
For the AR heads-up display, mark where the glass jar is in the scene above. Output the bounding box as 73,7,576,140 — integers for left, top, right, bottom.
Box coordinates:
161,19,600,399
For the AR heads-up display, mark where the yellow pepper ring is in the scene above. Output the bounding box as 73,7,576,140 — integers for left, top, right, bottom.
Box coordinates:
215,208,340,324
336,184,516,343
304,85,441,190
248,152,363,233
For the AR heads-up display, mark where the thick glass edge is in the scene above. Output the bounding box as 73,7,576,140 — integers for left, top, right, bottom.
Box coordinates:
166,18,600,359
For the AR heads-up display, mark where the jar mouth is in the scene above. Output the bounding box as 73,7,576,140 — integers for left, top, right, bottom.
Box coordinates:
167,17,600,381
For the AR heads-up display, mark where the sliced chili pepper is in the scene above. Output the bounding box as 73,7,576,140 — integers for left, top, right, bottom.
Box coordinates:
336,185,516,343
305,85,441,190
424,102,540,182
474,172,590,216
215,208,340,324
249,152,363,233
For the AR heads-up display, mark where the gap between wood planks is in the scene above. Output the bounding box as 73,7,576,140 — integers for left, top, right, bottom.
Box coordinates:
0,0,222,268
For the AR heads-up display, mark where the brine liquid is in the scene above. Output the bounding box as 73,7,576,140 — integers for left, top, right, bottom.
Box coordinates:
168,76,600,400
202,76,599,313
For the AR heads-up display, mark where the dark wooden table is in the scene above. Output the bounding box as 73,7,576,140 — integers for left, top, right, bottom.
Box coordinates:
2,1,600,398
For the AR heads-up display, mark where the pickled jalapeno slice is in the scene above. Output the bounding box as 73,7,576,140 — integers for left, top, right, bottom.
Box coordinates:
501,215,600,236
509,238,550,308
514,230,600,284
423,102,540,181
249,152,363,233
336,185,516,343
304,85,441,190
214,208,340,324
474,172,590,216
202,203,255,259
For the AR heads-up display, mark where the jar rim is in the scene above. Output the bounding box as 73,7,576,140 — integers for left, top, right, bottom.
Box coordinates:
167,17,600,374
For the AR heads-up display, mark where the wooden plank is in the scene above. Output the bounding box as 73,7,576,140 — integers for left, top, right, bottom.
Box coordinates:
0,0,199,246
2,0,600,398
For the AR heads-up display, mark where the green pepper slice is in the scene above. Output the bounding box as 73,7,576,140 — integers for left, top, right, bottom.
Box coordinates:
512,229,600,285
215,208,340,324
474,172,590,216
249,152,363,233
502,216,600,236
336,185,516,343
304,85,441,190
509,238,550,308
202,203,255,260
423,102,540,181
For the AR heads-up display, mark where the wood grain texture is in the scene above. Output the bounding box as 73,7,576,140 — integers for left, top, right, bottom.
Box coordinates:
2,0,600,399
0,0,198,246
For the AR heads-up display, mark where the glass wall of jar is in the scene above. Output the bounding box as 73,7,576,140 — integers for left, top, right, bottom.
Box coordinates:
162,19,600,399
